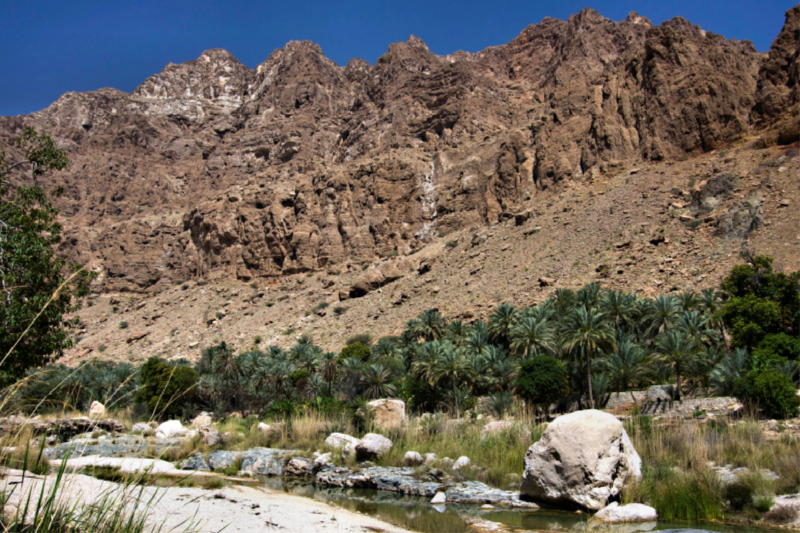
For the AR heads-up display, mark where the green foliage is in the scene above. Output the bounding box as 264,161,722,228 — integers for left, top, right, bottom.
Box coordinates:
340,342,371,362
516,356,569,409
15,359,137,413
754,333,800,362
724,481,753,510
135,357,198,419
734,370,800,419
0,128,95,383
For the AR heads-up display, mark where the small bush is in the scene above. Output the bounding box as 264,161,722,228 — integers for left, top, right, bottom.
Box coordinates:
97,344,107,353
119,321,128,329
725,481,753,510
446,240,458,248
253,335,262,345
333,306,347,316
735,370,800,419
754,493,775,513
340,342,371,362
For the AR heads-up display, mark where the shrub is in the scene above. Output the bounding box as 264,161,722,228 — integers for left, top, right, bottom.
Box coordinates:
333,306,347,316
725,481,753,510
516,356,569,410
340,342,371,362
754,493,775,513
135,357,198,419
119,321,128,329
734,370,800,419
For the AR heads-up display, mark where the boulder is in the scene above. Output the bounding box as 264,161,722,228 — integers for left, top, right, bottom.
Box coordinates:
314,453,332,467
403,451,424,466
367,399,407,430
155,420,188,439
453,456,471,470
431,492,447,504
131,422,152,434
199,426,223,447
325,432,360,449
594,502,658,523
520,409,641,511
284,458,314,477
88,401,105,418
646,385,673,402
480,421,532,441
191,412,213,427
424,453,437,465
355,433,393,460
179,454,211,471
207,450,238,471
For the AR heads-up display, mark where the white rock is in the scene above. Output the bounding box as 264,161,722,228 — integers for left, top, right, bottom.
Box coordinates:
431,492,447,504
366,399,407,430
154,420,188,439
325,432,361,449
314,453,332,467
199,426,223,447
424,453,437,465
453,456,471,470
403,451,424,466
131,422,152,434
257,422,283,438
191,412,213,427
594,502,658,523
520,409,642,511
88,401,105,418
355,433,393,460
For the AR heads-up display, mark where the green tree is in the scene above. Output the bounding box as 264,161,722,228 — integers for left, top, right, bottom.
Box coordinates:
488,303,517,348
136,357,198,419
516,356,569,412
0,128,95,383
510,313,554,359
430,343,475,418
655,331,699,400
734,370,800,419
607,337,650,401
407,309,446,342
361,363,396,399
560,306,614,409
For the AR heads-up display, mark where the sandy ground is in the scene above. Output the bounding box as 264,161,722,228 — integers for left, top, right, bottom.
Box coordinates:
1,468,416,533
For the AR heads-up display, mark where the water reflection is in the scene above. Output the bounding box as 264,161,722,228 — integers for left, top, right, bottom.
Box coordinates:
260,477,779,533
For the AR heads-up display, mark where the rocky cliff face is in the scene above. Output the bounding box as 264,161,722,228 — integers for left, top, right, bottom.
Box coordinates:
1,7,797,293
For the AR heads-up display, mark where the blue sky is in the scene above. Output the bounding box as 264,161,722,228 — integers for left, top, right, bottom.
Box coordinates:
1,1,796,116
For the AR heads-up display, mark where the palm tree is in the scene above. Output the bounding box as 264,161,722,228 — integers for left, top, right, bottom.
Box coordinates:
560,306,615,409
431,344,475,418
607,336,650,402
339,356,364,400
576,282,602,309
699,288,726,335
554,288,577,314
466,320,489,356
711,347,748,395
644,295,680,338
412,340,451,385
677,310,719,346
445,320,469,346
676,291,701,312
510,314,554,359
361,364,396,400
409,309,446,342
655,330,699,400
600,291,637,331
317,350,339,396
488,303,517,348
371,338,397,360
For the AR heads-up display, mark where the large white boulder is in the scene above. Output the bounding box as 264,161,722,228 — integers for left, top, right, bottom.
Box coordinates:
520,409,641,511
594,502,657,523
453,456,471,470
88,401,105,418
325,432,360,449
155,420,188,439
131,422,152,434
355,433,393,460
367,399,407,430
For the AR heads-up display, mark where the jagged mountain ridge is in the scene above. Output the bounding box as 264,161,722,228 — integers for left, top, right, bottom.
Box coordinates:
1,6,798,295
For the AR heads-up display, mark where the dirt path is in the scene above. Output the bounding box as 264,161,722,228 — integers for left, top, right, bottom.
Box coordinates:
1,468,416,533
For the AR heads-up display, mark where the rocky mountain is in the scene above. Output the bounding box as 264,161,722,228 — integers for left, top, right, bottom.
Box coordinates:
0,6,798,362
1,6,797,295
